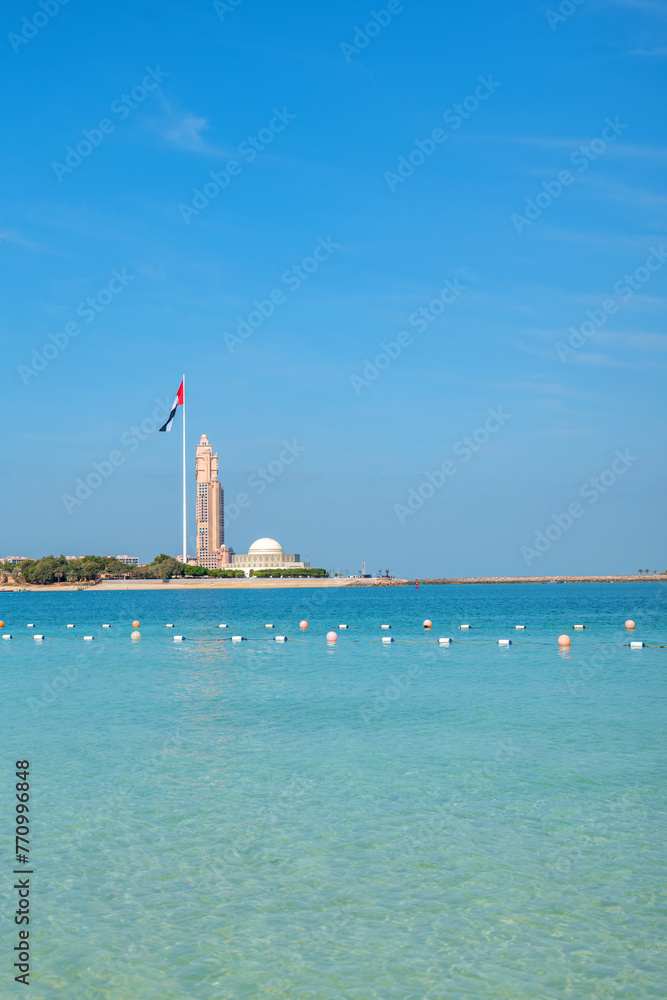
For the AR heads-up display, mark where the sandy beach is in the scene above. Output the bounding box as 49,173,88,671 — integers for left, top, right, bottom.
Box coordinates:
1,574,663,593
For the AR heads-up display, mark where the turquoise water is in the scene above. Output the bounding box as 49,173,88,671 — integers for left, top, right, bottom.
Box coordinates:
1,582,665,999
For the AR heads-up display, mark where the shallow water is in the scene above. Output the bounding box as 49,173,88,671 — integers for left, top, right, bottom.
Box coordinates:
1,583,665,999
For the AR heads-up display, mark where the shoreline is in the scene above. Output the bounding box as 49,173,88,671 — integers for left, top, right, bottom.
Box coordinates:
1,575,664,593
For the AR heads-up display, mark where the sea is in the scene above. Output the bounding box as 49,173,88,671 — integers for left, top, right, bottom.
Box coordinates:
1,582,665,999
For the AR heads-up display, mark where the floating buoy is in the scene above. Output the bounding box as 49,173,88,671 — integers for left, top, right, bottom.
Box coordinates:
102,624,111,628
423,620,432,629
625,620,636,629
498,639,512,646
67,624,75,628
514,625,526,629
380,624,391,629
165,624,175,628
339,624,348,629
299,621,308,629
132,620,140,628
630,641,645,648
33,635,45,641
274,635,288,642
558,635,570,646
131,631,141,640
219,624,228,628
26,624,35,628
438,637,453,644
173,635,185,642
459,624,471,629
232,635,246,642
0,621,5,628
381,636,394,643
573,625,586,629
84,636,95,641
2,634,12,640
326,631,338,642
265,624,275,628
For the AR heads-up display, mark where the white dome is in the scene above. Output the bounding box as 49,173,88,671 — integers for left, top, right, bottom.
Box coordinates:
248,537,284,555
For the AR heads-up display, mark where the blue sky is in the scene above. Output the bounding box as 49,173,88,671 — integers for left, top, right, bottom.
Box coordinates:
1,0,665,576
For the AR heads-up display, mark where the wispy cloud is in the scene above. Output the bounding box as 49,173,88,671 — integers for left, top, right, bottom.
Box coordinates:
629,45,667,54
479,133,667,162
147,100,231,157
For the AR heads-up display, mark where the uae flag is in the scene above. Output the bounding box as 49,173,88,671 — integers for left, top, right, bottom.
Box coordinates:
159,379,184,432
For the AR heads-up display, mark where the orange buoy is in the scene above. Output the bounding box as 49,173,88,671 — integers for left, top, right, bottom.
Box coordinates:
299,620,308,629
326,631,338,642
558,635,571,646
0,621,4,628
132,620,140,628
131,631,141,640
625,620,636,629
423,619,432,629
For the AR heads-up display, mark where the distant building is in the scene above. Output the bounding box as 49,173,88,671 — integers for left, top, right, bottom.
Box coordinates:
195,434,232,570
1,556,28,565
229,538,310,575
115,555,139,566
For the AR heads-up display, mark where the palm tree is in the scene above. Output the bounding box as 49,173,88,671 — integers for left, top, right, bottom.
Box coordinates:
638,569,643,574
55,570,63,584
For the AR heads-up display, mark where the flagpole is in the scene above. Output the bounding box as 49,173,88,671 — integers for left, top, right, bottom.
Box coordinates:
182,373,187,562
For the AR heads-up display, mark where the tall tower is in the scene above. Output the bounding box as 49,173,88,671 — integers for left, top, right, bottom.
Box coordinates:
195,434,225,568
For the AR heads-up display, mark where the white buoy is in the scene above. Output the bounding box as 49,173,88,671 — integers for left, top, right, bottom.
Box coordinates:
265,624,275,628
218,624,228,628
381,636,394,643
33,635,45,641
630,641,645,649
173,635,185,642
574,625,586,629
459,624,471,629
438,637,453,644
102,624,111,628
514,625,526,629
26,624,35,628
498,639,512,646
339,624,348,629
165,624,175,628
83,636,95,641
380,624,391,629
67,624,76,628
274,635,288,642
232,636,244,643
2,634,12,640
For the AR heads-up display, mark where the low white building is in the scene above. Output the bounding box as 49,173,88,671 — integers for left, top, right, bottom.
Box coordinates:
229,538,310,575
